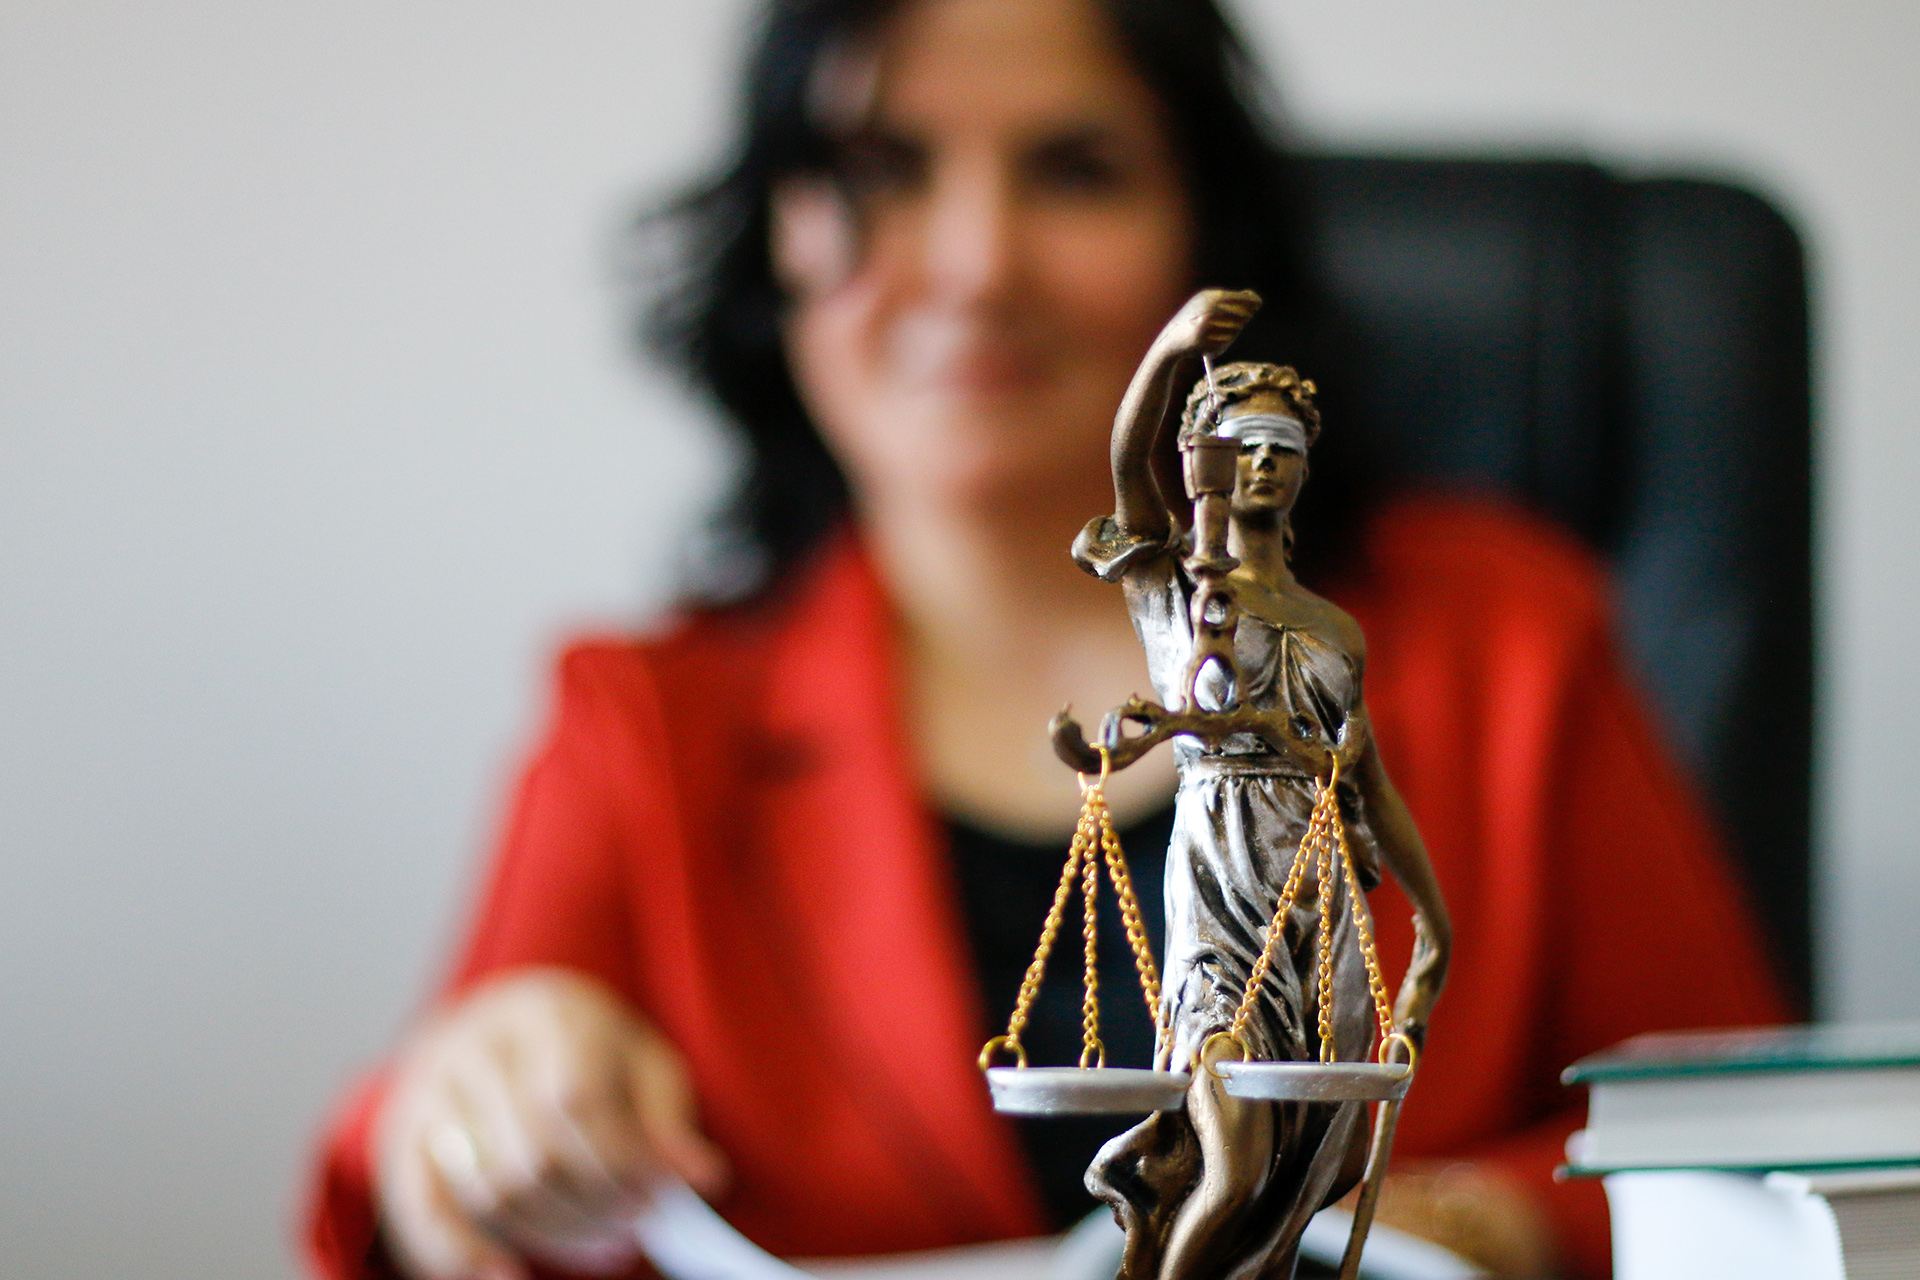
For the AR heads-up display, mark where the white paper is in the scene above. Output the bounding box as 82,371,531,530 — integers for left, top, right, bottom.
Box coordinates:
633,1180,818,1280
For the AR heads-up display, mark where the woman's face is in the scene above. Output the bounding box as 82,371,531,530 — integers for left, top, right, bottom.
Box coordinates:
1225,389,1309,520
773,0,1194,516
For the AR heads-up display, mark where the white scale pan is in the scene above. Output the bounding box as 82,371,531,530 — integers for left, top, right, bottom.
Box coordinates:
1214,1058,1413,1102
986,1066,1192,1115
984,1058,1410,1115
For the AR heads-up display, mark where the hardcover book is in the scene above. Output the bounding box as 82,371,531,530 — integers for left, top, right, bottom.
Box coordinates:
1562,1023,1920,1174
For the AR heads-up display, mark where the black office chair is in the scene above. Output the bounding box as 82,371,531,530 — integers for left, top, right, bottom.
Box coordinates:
1298,156,1814,1009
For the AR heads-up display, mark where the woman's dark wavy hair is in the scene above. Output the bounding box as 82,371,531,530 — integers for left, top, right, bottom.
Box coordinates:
639,0,1361,602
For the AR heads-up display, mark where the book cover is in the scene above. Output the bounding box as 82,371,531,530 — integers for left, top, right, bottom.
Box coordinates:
1563,1023,1920,1085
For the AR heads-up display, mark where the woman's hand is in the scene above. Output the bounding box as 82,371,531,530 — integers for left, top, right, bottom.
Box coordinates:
375,968,729,1280
1150,287,1261,362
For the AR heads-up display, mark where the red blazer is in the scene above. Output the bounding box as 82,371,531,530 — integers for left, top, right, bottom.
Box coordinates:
304,497,1788,1280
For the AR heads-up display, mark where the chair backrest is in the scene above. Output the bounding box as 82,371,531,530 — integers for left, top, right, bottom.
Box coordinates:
1300,155,1813,1007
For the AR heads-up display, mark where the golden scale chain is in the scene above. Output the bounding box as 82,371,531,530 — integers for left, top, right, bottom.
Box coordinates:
982,751,1165,1069
1227,756,1397,1063
983,751,1397,1071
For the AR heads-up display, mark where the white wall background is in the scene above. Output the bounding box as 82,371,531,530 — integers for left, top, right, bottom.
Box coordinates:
0,2,1913,1277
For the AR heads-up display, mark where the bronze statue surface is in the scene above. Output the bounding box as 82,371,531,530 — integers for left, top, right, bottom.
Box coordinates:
984,289,1452,1280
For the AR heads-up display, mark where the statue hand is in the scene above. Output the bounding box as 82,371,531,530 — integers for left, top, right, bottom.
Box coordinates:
1391,915,1449,1050
1152,288,1262,361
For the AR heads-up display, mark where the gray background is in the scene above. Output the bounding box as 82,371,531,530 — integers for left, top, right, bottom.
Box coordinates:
2,1,1914,1276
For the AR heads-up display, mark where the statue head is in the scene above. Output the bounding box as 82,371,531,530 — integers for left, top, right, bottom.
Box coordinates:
1181,362,1320,526
1178,361,1320,444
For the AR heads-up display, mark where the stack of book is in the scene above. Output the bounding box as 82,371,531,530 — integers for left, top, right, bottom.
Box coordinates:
1563,1024,1920,1280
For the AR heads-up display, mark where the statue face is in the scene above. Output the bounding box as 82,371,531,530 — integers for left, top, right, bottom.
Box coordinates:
1222,390,1308,520
771,0,1194,514
1231,441,1306,519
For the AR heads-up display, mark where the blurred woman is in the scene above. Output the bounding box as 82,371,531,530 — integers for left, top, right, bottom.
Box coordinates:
303,1,1787,1277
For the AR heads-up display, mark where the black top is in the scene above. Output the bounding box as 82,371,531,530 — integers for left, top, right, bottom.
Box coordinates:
945,801,1174,1231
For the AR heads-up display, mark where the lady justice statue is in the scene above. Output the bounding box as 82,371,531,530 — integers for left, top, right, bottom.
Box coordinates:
989,288,1452,1280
